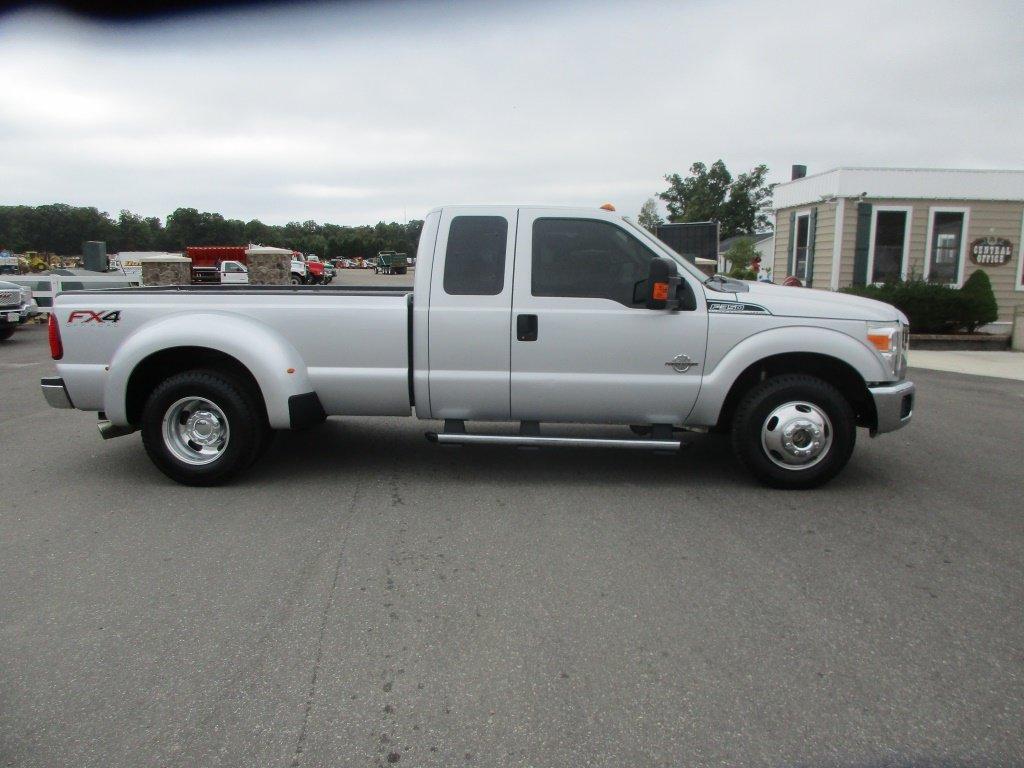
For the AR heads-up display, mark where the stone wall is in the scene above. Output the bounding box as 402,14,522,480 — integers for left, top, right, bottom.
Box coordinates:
140,256,192,286
247,251,290,285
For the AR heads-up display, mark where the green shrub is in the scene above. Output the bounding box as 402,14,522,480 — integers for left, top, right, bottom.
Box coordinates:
840,280,984,334
959,270,998,332
725,238,758,281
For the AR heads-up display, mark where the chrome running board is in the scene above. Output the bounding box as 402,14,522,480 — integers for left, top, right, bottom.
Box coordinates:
425,432,680,451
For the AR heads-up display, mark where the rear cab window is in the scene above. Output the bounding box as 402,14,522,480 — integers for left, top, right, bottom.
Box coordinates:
443,215,509,295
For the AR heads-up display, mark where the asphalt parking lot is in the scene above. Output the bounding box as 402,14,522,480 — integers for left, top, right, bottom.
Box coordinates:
2,320,1023,768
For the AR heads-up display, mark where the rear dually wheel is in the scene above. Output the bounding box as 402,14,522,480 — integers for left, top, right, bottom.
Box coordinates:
140,369,270,486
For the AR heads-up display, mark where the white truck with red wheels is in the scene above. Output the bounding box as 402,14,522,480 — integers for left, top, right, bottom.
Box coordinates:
41,204,914,488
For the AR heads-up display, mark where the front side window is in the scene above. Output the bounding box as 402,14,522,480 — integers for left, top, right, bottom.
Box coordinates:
872,210,908,283
928,211,965,284
531,218,660,306
443,216,508,295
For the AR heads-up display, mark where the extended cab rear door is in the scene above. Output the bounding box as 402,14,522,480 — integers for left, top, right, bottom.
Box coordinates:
426,206,517,420
510,209,708,425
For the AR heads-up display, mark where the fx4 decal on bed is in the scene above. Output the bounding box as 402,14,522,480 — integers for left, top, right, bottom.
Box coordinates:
67,310,122,324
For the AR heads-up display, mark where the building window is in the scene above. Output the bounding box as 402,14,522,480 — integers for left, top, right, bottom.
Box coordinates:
926,208,969,286
869,207,912,284
793,212,810,280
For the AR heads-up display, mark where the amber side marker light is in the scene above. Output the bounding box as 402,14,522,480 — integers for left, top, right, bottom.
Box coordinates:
651,282,670,301
867,332,894,353
48,313,63,360
600,202,616,211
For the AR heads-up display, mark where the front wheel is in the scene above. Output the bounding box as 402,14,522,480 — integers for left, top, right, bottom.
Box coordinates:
731,374,856,489
0,325,15,341
140,369,270,486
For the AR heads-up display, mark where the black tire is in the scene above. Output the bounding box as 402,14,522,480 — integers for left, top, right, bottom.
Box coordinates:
731,374,856,490
140,369,269,486
291,274,303,285
0,325,15,341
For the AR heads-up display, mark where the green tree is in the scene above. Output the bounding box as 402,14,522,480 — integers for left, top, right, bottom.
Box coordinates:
115,209,161,251
959,269,998,332
0,203,427,262
659,160,775,239
724,238,759,280
636,198,664,232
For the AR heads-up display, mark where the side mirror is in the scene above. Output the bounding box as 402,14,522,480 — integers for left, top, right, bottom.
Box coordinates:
646,257,680,310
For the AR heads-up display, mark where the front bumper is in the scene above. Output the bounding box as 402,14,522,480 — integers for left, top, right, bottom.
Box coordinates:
869,380,915,435
41,377,74,409
1,301,37,324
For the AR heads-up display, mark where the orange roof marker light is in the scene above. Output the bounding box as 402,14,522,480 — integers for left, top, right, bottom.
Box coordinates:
599,202,616,211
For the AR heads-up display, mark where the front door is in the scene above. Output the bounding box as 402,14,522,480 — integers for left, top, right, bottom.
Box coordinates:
221,261,248,284
510,210,708,425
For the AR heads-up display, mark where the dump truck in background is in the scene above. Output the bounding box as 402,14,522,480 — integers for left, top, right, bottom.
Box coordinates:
374,250,408,275
186,245,315,285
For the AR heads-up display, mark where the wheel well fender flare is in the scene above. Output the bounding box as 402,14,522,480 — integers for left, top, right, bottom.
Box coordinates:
690,326,887,427
105,312,313,429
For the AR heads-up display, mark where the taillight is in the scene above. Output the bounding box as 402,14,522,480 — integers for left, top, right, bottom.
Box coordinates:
48,313,63,360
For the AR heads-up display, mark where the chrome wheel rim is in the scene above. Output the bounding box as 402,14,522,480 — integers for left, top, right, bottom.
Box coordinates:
162,396,230,466
760,401,832,471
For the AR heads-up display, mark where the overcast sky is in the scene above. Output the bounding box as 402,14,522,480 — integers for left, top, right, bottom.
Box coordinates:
1,0,1022,226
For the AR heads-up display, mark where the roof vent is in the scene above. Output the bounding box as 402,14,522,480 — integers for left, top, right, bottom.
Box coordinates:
791,164,807,181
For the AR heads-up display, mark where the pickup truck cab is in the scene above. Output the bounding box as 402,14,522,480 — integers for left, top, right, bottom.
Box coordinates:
41,204,914,489
193,260,248,285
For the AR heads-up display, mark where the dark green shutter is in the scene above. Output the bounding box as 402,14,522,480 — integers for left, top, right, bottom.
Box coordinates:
786,210,796,276
806,207,818,287
852,203,872,286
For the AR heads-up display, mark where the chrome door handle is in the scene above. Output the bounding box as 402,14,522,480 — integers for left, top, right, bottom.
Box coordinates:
666,354,699,373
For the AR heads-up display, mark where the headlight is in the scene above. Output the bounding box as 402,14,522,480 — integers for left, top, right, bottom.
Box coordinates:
866,321,907,379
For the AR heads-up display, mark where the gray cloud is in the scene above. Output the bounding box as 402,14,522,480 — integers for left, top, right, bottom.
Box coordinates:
1,0,1022,225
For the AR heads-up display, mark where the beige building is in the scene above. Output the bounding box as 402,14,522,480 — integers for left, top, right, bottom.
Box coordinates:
769,167,1024,323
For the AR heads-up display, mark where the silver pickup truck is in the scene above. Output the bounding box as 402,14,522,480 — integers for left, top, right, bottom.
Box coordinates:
41,205,914,489
1,280,39,341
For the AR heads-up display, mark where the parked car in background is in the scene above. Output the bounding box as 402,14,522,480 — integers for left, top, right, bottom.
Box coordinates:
42,204,914,489
0,280,38,341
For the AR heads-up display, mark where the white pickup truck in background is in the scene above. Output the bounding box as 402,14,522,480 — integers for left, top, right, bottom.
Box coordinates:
41,205,914,489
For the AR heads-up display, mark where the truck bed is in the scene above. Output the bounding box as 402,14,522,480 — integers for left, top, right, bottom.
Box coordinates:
53,285,415,420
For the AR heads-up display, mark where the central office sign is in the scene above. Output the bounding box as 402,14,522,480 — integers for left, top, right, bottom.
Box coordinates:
969,237,1013,266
